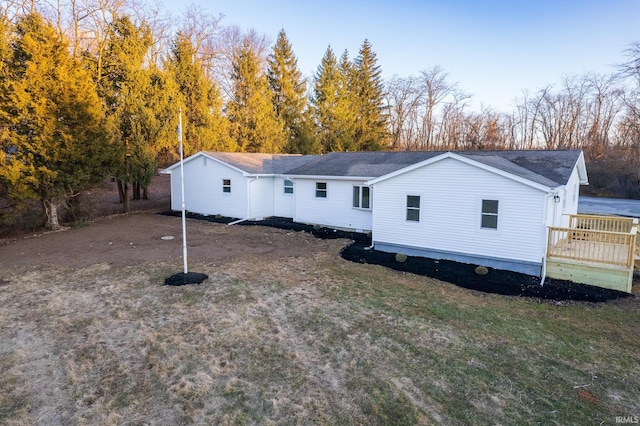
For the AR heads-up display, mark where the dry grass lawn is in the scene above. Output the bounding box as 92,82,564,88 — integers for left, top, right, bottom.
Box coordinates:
1,216,639,425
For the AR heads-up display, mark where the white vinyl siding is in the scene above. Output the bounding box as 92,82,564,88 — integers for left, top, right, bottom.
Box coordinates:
169,156,247,218
294,178,372,231
274,177,295,218
547,167,581,229
247,177,275,219
371,157,547,264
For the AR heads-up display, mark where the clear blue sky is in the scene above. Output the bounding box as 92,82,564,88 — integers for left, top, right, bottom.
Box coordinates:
171,0,639,112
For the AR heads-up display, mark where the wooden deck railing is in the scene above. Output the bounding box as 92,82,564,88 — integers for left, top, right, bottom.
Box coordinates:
568,214,635,233
547,226,636,267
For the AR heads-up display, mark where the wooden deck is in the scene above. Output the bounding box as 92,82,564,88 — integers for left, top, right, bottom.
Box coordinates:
546,215,637,293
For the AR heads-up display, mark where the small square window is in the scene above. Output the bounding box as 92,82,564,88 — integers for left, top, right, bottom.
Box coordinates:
481,199,498,229
316,182,327,198
223,179,231,193
284,179,294,194
406,195,420,221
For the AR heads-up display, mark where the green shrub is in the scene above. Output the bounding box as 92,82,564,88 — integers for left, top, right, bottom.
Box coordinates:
474,265,489,276
395,253,408,263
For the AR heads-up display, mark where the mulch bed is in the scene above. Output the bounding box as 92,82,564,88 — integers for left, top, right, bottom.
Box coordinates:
161,211,634,303
164,272,209,286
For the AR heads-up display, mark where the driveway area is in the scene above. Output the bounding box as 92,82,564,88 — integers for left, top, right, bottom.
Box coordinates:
578,196,640,218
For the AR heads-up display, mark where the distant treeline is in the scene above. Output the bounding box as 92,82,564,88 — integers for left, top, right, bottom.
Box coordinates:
1,1,639,231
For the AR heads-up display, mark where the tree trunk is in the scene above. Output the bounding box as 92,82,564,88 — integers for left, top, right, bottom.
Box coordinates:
133,181,141,200
123,182,130,213
142,186,148,200
117,179,125,204
42,199,62,230
67,193,81,222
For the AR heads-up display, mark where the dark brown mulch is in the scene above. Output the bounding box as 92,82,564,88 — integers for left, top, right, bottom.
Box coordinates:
160,212,634,303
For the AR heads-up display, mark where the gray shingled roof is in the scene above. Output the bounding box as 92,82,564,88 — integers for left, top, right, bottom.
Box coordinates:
285,151,441,177
189,149,582,188
204,152,320,174
468,150,581,187
286,150,582,188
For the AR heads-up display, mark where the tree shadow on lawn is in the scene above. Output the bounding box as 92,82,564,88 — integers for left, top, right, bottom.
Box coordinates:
161,211,633,303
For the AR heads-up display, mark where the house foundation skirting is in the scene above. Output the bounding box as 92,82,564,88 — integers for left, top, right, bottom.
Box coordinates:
373,241,543,277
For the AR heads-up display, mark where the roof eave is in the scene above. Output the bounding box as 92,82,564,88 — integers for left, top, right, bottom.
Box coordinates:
286,174,375,181
162,151,211,172
576,150,589,185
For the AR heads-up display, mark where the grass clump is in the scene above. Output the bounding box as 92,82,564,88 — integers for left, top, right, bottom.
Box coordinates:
474,265,489,275
395,253,408,263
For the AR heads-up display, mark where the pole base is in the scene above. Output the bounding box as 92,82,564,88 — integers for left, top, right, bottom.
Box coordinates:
164,272,209,286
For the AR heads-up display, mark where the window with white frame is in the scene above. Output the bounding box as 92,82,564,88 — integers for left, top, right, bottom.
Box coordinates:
481,199,499,229
406,195,420,221
315,182,327,198
352,186,371,209
222,179,231,193
284,179,294,194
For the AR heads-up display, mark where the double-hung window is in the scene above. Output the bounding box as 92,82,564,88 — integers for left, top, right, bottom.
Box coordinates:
222,179,231,193
316,182,327,198
284,179,294,194
352,186,371,209
481,199,498,229
406,195,420,221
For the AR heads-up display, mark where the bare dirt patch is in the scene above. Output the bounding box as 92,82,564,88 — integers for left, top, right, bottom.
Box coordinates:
0,173,329,274
0,212,325,273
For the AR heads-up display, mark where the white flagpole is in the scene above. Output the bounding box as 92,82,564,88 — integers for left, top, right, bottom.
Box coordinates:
178,108,188,274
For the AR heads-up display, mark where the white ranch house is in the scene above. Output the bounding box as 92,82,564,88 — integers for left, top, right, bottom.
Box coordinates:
164,150,589,279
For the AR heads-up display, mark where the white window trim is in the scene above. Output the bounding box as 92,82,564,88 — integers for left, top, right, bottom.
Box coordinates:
222,178,231,194
284,179,294,194
479,198,499,231
315,182,327,198
352,185,371,210
406,194,421,222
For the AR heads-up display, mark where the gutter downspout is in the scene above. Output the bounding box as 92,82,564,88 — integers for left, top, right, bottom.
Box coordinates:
365,183,375,250
287,177,296,222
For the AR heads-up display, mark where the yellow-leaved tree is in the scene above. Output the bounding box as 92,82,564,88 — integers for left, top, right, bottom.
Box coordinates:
0,13,114,229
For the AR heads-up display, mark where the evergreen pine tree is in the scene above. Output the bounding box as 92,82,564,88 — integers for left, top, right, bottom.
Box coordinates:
313,46,356,152
352,39,388,151
267,29,317,153
227,40,285,153
0,13,113,229
91,16,174,208
166,32,233,157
